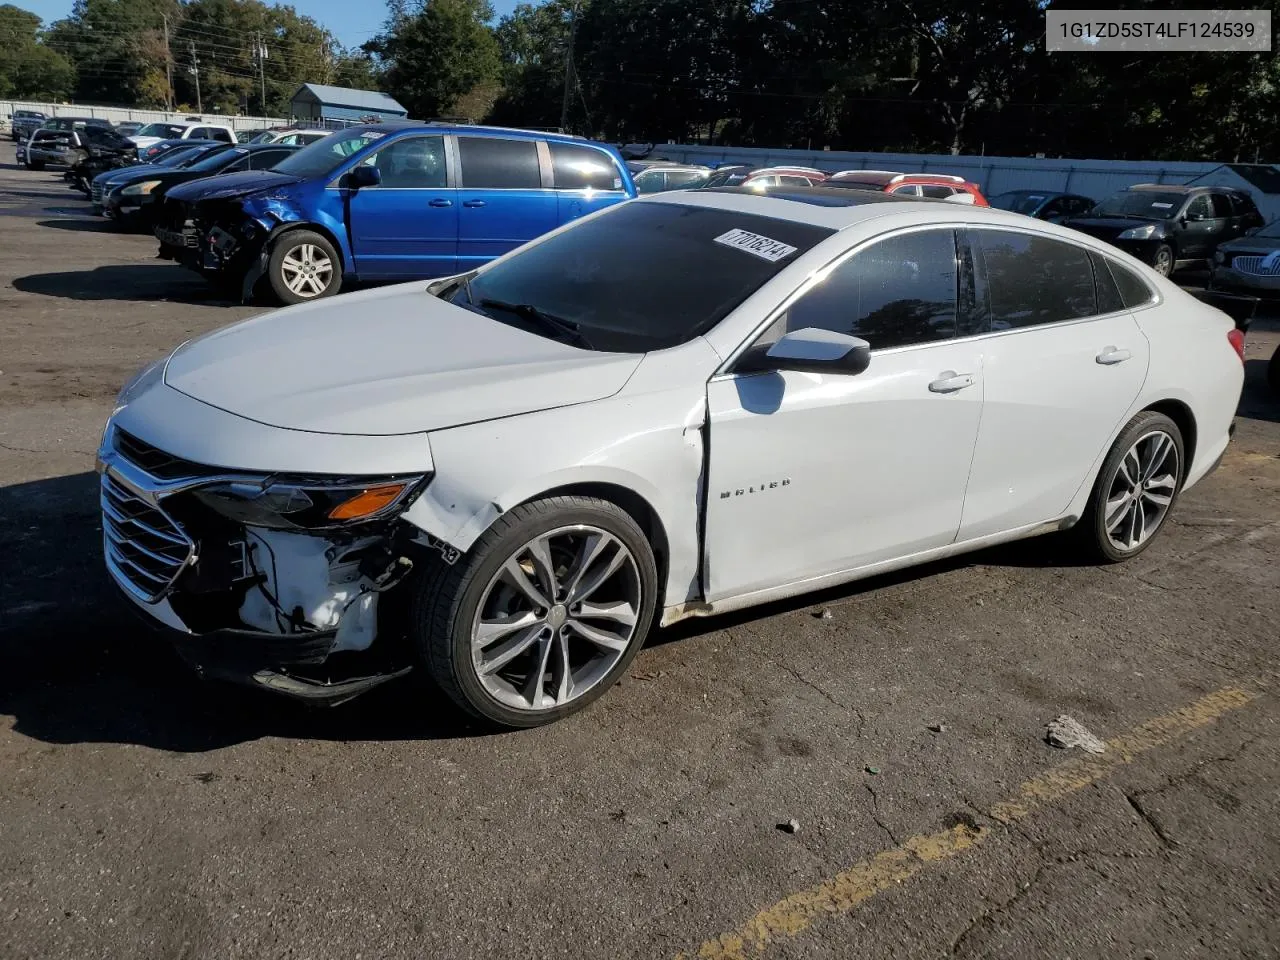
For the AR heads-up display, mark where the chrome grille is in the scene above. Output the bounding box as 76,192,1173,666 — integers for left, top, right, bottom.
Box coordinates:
1228,255,1280,276
101,473,195,602
91,184,103,204
113,428,210,480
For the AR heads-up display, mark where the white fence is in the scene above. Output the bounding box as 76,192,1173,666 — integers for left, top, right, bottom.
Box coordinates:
653,144,1225,203
2,99,288,132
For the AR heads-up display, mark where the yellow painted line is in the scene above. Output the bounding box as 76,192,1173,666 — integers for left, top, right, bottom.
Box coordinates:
680,686,1258,960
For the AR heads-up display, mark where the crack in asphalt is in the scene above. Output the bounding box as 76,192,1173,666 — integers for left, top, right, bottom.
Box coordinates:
863,781,900,847
764,653,868,739
948,860,1052,957
1124,791,1180,849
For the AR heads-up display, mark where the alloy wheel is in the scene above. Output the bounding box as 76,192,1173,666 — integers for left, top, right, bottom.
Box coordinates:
470,524,643,712
279,243,333,298
1104,429,1179,552
1153,247,1173,276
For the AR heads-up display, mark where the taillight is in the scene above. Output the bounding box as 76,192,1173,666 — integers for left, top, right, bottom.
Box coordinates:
1227,328,1246,363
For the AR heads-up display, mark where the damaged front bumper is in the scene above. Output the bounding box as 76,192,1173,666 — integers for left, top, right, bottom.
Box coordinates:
155,199,272,300
98,423,427,705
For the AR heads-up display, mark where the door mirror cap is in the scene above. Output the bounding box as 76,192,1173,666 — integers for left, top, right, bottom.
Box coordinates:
739,327,872,375
348,165,381,189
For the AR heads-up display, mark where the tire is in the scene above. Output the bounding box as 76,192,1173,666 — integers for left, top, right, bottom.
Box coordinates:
266,229,342,305
1268,344,1280,396
1075,410,1186,563
412,496,659,728
27,160,45,171
1151,243,1175,277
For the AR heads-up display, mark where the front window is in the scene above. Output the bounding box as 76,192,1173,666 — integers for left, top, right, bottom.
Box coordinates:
991,192,1047,215
448,202,835,352
136,123,186,139
358,136,446,188
1092,191,1185,219
271,127,391,179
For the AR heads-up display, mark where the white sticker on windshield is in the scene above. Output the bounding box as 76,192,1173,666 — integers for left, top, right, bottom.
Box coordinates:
1150,202,1173,208
714,228,798,262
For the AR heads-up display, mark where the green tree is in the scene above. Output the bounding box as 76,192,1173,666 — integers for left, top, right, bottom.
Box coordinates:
364,0,501,119
45,0,178,107
0,5,75,100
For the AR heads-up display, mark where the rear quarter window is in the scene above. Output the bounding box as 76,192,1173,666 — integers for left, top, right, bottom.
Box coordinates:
458,136,542,189
1105,259,1157,310
550,142,622,190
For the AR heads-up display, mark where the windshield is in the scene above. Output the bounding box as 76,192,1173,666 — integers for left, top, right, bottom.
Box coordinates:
449,202,835,352
271,128,387,178
991,192,1048,214
155,146,203,167
136,123,187,139
185,146,244,172
1092,191,1185,219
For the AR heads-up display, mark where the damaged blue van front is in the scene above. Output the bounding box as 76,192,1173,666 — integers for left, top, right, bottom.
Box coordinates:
154,122,636,304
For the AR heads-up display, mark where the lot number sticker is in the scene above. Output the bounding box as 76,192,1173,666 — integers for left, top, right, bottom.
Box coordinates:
714,228,798,262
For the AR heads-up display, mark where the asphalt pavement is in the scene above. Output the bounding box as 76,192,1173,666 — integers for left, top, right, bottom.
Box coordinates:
1,142,1278,960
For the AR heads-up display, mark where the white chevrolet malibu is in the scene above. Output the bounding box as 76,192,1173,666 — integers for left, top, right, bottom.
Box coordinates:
98,187,1246,727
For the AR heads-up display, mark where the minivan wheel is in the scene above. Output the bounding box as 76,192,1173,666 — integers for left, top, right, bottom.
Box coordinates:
267,230,341,304
412,496,659,728
1077,410,1185,563
1152,244,1175,276
27,159,44,171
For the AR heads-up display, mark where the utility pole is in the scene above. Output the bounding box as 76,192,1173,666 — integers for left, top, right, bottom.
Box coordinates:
188,40,202,113
559,0,580,134
162,14,174,111
253,35,269,116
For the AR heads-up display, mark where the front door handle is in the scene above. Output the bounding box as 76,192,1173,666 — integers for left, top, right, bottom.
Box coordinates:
463,199,487,208
1096,346,1132,365
928,371,976,393
429,198,453,208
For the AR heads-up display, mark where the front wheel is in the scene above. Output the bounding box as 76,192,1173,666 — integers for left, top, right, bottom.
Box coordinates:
1151,243,1175,277
266,230,342,305
412,496,659,728
1076,410,1185,563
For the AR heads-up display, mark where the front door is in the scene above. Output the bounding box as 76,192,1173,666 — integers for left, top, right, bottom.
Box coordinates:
958,230,1150,541
348,134,458,279
1178,194,1224,260
456,135,557,271
704,228,985,600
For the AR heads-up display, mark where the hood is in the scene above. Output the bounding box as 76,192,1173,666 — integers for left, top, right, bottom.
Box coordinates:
96,163,159,185
1219,235,1280,255
165,170,301,205
1061,216,1167,240
130,136,162,149
108,167,176,189
162,283,643,436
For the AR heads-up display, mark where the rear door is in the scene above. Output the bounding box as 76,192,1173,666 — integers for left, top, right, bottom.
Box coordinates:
455,135,557,270
957,229,1150,541
347,133,458,279
549,141,628,223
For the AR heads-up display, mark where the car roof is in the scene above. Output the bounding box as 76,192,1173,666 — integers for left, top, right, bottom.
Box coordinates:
1127,183,1238,195
241,142,301,151
334,120,603,146
641,185,1087,233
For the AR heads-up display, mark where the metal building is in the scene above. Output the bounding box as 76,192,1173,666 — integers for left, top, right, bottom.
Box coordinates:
289,84,409,126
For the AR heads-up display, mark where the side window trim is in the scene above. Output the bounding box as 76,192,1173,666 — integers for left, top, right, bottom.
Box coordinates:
535,139,554,190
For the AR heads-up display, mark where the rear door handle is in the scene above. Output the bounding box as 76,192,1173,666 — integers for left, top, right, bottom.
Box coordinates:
462,199,486,208
1096,346,1132,365
928,372,976,393
429,198,453,208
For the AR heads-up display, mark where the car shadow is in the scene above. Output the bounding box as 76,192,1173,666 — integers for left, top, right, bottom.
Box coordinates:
13,263,241,305
35,217,116,233
0,472,485,751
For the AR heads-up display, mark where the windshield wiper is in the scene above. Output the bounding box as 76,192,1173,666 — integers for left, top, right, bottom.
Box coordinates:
477,298,593,349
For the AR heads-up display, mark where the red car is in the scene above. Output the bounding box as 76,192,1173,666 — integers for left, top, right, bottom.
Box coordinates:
826,170,989,206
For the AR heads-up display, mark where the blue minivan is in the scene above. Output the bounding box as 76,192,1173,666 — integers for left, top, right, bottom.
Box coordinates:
156,122,637,303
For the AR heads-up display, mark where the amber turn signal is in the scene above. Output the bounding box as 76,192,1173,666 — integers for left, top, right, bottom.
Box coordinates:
327,483,409,521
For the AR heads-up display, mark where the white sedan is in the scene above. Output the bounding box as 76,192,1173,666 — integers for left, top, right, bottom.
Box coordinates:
97,187,1245,727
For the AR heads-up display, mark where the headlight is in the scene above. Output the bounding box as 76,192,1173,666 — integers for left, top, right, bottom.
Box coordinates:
191,476,428,530
121,180,161,196
1117,224,1158,240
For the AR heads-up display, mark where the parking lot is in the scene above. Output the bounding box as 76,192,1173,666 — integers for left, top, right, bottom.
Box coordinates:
1,138,1279,959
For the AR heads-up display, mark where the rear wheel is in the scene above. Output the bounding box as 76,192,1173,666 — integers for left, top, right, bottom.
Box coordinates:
266,230,342,305
1075,410,1185,563
412,496,659,728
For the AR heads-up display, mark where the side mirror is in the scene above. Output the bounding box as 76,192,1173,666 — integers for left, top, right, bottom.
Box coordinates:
738,327,871,376
348,165,381,189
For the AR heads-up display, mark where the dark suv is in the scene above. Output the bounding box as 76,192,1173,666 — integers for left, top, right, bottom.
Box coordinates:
1062,184,1264,276
24,117,117,170
11,109,46,141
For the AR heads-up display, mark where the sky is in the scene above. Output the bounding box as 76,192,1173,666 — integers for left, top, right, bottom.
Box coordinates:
17,0,526,49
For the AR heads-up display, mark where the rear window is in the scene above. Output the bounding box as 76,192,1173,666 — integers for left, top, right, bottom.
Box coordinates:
451,202,834,352
550,142,622,190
